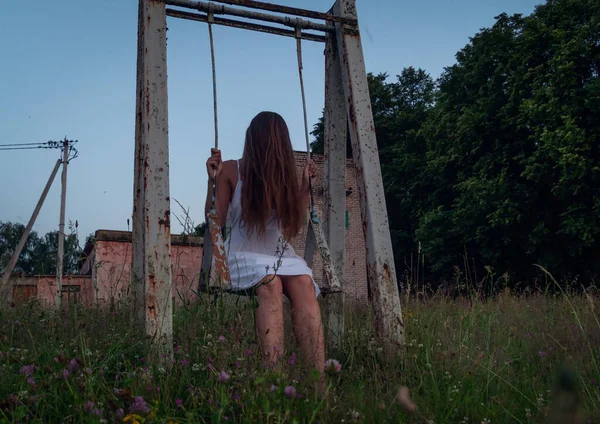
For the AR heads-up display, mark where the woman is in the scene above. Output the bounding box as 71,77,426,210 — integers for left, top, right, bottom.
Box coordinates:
205,111,325,380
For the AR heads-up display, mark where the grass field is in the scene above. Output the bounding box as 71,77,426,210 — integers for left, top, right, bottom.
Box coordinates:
0,284,598,423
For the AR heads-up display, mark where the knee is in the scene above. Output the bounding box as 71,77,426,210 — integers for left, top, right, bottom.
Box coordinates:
257,275,283,300
284,275,316,303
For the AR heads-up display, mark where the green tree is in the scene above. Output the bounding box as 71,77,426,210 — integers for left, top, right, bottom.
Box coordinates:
0,221,82,276
418,0,600,284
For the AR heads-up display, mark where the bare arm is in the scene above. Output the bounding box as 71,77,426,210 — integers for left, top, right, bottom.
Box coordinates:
299,159,316,214
204,153,232,228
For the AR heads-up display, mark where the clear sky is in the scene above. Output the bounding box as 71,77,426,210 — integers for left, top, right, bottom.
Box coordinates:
0,0,541,245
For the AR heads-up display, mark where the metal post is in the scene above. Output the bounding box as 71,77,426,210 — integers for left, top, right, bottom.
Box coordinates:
132,0,146,327
134,0,173,361
322,11,347,345
333,0,405,347
0,159,62,304
55,138,69,310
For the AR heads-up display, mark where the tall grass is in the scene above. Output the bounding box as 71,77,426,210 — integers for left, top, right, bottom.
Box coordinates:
0,284,598,423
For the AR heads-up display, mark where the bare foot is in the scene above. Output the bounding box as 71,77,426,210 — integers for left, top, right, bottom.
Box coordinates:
396,386,416,414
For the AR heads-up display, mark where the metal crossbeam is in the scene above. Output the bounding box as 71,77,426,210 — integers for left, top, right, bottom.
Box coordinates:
209,0,357,26
166,0,331,33
166,9,326,42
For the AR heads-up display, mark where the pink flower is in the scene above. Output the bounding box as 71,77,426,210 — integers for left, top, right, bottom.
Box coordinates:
284,386,296,398
218,335,226,343
20,364,34,377
62,369,70,379
269,384,278,392
324,359,342,374
176,398,183,408
129,396,150,415
27,377,36,387
83,400,95,413
218,370,230,383
68,359,80,373
288,352,296,365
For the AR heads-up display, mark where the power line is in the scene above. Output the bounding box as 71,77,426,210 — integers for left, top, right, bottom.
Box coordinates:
0,145,58,151
0,141,62,149
0,140,79,160
0,142,52,147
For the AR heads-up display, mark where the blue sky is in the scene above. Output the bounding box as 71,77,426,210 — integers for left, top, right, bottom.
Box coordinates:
0,0,541,244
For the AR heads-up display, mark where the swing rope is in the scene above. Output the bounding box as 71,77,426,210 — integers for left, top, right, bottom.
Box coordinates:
205,5,232,289
295,20,319,224
208,5,219,202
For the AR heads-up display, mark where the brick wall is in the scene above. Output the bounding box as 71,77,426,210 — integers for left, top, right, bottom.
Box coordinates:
290,152,368,302
10,275,93,307
87,231,202,307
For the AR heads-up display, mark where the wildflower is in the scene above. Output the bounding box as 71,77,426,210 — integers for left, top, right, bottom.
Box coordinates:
115,408,125,421
180,359,189,367
83,400,95,413
288,352,297,365
129,396,150,415
20,364,34,377
324,359,342,374
175,398,183,408
244,348,253,358
68,358,80,373
284,386,296,398
270,384,278,392
192,363,201,372
218,335,226,343
218,370,230,383
27,377,36,387
85,367,93,375
62,369,70,379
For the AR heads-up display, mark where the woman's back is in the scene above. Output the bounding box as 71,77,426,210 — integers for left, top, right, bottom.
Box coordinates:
226,159,294,257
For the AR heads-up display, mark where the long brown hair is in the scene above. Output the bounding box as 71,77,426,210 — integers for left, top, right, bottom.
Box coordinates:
240,111,304,240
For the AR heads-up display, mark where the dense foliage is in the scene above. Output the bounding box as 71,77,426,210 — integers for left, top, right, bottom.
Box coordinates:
0,221,83,276
312,0,600,288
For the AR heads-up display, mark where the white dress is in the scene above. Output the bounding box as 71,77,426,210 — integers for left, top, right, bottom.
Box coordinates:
224,160,320,297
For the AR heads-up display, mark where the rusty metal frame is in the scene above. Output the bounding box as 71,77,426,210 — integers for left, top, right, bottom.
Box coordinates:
134,0,173,361
322,3,347,345
209,0,357,26
135,0,404,357
166,9,326,42
333,0,405,347
166,0,333,33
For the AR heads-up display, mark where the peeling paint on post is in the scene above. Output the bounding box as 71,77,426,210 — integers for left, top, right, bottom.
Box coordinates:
133,0,173,362
323,10,347,346
333,0,405,347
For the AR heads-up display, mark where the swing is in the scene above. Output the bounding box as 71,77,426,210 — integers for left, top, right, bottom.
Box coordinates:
202,6,232,291
200,16,341,296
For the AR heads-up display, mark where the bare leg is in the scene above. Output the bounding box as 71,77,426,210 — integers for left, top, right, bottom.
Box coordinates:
282,275,326,391
255,275,284,366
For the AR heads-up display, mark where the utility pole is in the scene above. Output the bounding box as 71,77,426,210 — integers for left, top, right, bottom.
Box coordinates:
55,137,69,309
0,159,62,304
